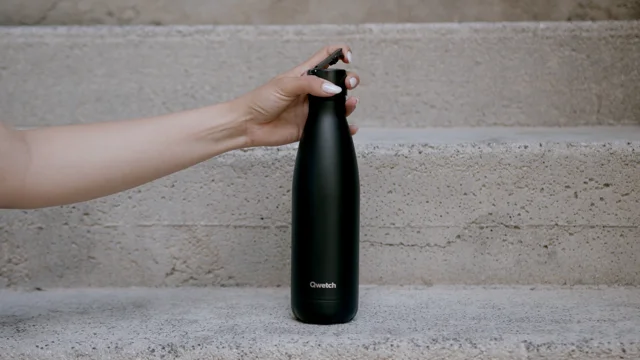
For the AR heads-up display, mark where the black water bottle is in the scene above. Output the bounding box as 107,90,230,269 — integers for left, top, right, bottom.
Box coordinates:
291,49,360,324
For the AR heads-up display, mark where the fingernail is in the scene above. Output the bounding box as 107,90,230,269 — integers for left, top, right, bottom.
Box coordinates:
349,77,358,88
346,51,353,63
355,97,359,105
323,82,342,94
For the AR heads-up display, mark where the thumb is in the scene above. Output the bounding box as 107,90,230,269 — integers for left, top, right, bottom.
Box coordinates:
274,75,344,98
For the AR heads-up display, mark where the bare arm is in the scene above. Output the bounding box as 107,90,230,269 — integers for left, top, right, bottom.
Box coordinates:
0,44,360,210
0,102,248,209
0,122,31,207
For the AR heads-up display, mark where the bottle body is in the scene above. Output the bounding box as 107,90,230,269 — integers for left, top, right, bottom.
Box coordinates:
291,70,360,324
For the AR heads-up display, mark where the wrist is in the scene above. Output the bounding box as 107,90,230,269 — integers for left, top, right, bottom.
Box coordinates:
199,100,251,151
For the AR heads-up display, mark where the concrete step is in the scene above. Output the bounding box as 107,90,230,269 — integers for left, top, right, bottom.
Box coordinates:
2,127,639,288
1,286,639,359
2,0,639,26
1,22,639,128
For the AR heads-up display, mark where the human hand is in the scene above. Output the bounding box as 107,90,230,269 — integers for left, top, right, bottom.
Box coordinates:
231,45,360,147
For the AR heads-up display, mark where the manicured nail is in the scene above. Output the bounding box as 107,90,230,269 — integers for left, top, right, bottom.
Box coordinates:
323,82,342,94
346,51,353,63
349,77,358,88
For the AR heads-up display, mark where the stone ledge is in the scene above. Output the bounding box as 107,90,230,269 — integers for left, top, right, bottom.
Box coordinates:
2,127,639,288
1,286,639,359
1,0,639,26
2,22,639,128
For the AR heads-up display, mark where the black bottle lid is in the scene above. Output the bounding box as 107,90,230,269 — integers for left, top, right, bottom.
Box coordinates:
306,49,348,91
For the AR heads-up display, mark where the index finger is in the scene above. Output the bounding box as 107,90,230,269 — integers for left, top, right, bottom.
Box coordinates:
288,44,352,77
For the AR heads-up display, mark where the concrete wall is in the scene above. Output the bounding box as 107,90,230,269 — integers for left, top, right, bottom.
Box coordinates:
2,128,640,288
1,21,639,289
1,0,640,25
2,23,639,129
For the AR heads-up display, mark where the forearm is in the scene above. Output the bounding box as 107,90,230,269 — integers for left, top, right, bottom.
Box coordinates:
4,101,248,209
0,125,31,208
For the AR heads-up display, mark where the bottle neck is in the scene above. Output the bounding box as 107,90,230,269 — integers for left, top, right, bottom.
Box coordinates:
309,94,347,116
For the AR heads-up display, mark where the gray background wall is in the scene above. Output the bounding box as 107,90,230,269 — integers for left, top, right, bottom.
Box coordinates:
2,0,640,26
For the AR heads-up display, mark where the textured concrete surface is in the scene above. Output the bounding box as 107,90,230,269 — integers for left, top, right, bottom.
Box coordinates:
2,127,639,288
1,286,639,359
1,0,640,25
1,22,639,128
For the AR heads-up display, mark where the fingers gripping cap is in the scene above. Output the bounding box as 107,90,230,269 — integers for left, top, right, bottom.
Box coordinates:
307,49,348,90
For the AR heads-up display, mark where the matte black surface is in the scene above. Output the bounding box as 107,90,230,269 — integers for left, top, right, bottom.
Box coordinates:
313,48,344,70
291,68,360,324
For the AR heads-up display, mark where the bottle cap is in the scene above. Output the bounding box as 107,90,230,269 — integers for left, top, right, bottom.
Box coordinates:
312,48,344,70
307,49,348,91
